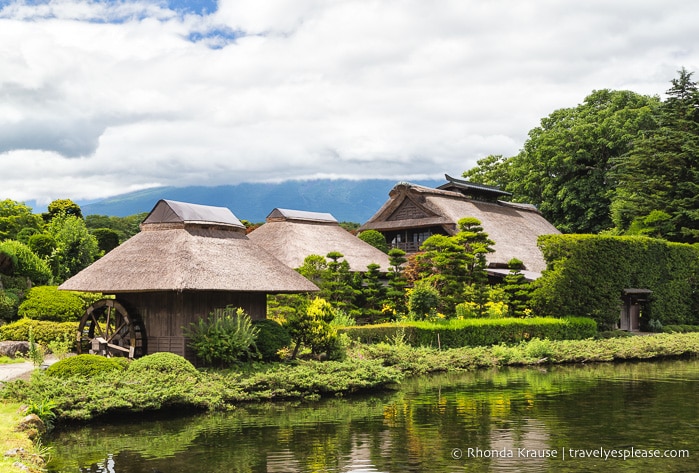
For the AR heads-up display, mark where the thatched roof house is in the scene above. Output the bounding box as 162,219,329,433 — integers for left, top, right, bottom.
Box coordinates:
60,200,317,359
248,208,391,272
358,175,560,276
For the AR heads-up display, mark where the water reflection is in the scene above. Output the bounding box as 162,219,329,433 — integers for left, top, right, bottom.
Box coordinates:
47,359,699,473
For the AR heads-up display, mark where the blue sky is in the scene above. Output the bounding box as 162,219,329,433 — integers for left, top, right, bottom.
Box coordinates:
1,0,698,206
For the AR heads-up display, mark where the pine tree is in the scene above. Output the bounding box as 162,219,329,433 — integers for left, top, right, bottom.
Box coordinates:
611,68,699,243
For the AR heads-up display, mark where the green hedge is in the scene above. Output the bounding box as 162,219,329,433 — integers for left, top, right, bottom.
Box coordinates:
18,286,86,322
46,354,127,379
534,235,699,329
663,325,699,334
0,318,78,345
340,317,597,348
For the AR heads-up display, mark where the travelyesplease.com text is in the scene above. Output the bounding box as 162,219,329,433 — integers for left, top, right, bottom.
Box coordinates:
451,446,689,461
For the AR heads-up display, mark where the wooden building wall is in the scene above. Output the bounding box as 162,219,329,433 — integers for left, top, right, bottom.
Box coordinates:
117,290,267,362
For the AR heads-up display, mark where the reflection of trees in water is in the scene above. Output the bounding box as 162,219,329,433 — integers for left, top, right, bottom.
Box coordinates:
52,360,699,472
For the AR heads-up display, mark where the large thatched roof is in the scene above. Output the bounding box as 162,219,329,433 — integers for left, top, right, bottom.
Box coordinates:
248,208,391,272
59,200,318,294
359,181,560,274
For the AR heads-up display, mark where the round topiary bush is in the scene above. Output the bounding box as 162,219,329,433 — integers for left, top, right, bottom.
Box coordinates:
46,354,127,379
127,352,199,377
18,286,85,322
253,319,291,361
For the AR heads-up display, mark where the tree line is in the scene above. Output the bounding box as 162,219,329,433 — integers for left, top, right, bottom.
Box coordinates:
463,68,698,243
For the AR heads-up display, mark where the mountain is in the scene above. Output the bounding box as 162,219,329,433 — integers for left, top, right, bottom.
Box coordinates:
80,178,444,223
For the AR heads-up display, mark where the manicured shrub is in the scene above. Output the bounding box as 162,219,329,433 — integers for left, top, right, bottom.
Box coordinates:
0,290,20,321
341,317,597,348
663,325,699,334
534,234,699,329
127,352,198,377
184,306,259,366
0,318,78,346
407,281,440,319
45,354,127,379
18,286,85,322
357,230,388,253
340,324,417,345
253,319,291,361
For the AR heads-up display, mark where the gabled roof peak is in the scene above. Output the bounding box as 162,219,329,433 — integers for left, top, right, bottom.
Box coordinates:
266,208,337,223
142,200,245,229
437,174,512,199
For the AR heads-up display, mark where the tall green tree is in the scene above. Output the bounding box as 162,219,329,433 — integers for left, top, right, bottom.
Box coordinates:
385,248,408,316
45,213,100,282
464,89,659,234
43,199,83,222
0,200,43,241
611,68,699,243
358,262,387,323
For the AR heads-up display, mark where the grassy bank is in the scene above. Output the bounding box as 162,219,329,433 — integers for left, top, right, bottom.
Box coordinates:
0,402,46,473
1,333,699,426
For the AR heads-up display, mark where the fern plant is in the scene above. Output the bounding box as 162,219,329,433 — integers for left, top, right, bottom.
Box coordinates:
184,306,259,367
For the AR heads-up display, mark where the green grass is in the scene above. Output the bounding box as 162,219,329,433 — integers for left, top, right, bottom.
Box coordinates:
0,402,46,473
0,356,26,365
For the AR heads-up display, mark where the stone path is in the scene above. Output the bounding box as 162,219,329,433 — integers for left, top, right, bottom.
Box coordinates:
0,357,59,382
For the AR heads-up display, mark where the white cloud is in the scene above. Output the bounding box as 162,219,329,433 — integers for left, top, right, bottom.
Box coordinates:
0,0,698,205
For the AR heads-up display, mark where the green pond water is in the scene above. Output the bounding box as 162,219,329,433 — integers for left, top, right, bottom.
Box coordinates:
46,359,699,472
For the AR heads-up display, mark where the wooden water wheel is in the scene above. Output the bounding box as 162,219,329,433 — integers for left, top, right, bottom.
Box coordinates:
77,299,145,358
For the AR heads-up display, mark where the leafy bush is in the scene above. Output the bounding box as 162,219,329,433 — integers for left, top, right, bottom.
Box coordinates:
127,352,199,377
0,240,52,285
285,297,343,359
18,286,86,322
0,318,78,346
185,306,259,366
252,319,291,361
357,230,388,253
0,290,20,321
28,233,56,259
45,354,127,379
90,227,120,253
407,280,440,319
341,317,597,348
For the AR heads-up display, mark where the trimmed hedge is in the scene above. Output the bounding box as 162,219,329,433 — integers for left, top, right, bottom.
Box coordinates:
46,354,127,379
18,286,86,322
534,234,699,329
663,325,699,334
340,317,597,348
253,319,291,361
127,352,199,377
0,318,78,345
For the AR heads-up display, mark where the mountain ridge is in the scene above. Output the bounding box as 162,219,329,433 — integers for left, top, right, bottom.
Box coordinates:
77,178,445,223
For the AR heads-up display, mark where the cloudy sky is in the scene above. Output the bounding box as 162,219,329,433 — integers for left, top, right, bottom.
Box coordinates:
1,0,697,206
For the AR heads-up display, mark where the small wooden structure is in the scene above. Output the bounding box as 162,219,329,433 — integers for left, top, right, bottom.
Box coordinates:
248,208,391,272
59,200,318,361
620,288,653,332
358,174,560,276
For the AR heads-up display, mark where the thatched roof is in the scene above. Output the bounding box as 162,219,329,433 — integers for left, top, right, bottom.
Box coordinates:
59,200,318,294
359,181,560,274
248,208,391,272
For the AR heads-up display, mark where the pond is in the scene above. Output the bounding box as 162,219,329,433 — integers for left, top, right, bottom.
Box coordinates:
46,359,699,472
